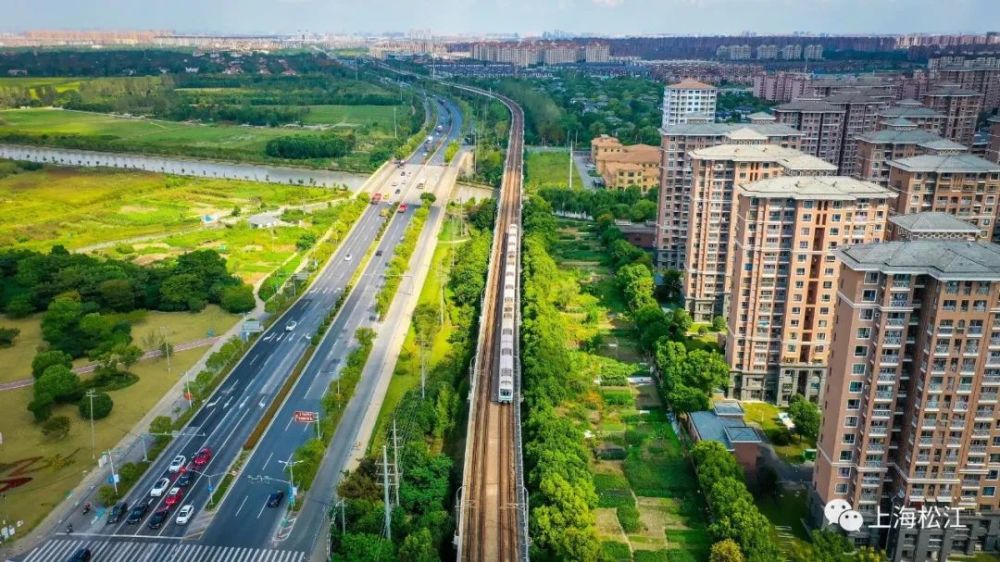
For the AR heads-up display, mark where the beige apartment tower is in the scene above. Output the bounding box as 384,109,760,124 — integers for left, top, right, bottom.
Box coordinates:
812,241,1000,561
887,153,1000,242
726,177,893,405
684,141,836,322
922,85,984,146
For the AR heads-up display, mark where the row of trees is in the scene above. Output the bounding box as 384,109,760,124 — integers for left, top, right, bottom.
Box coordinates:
520,196,601,561
1,247,255,324
264,133,357,160
539,186,658,223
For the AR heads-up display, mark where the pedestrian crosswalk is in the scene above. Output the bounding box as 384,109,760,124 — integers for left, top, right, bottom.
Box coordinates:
22,537,306,562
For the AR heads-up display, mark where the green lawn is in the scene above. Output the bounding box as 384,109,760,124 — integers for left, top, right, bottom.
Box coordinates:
525,149,582,192
741,401,815,463
0,166,341,251
300,104,402,130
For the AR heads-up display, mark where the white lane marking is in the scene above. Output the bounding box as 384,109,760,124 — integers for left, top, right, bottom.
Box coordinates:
256,498,269,519
234,495,249,517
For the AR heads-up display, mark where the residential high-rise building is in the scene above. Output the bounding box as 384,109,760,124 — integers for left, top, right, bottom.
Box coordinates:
888,154,1000,241
584,42,611,63
922,85,984,146
543,45,579,65
752,71,810,102
854,121,967,187
826,91,895,176
657,123,804,269
803,44,824,60
888,212,982,241
661,78,718,127
779,44,803,61
988,116,1000,164
756,44,778,60
807,76,899,100
684,141,836,322
876,99,946,135
774,99,847,168
727,176,893,405
937,64,1000,112
812,240,1000,561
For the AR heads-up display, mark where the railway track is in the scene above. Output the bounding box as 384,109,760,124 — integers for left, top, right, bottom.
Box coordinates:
452,85,526,562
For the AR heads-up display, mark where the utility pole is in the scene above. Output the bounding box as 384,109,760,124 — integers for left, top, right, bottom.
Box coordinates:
391,419,401,507
106,449,119,494
382,445,392,540
86,389,97,460
393,106,398,139
568,136,574,190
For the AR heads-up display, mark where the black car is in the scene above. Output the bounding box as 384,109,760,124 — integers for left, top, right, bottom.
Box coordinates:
375,249,383,257
147,508,170,529
126,500,151,524
175,471,194,487
266,490,285,508
67,548,92,562
106,501,128,524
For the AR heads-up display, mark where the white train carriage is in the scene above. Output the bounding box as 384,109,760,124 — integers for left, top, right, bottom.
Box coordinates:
497,353,515,402
495,224,519,404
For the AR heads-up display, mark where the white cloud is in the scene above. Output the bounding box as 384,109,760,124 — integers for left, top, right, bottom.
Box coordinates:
592,0,624,6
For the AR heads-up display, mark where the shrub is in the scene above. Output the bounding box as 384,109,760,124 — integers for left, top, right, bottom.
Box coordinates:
97,485,118,507
79,391,114,420
633,550,671,562
617,504,643,533
4,295,35,317
41,415,71,440
600,541,631,562
32,350,73,379
601,389,633,406
220,284,256,313
770,427,792,446
0,326,19,347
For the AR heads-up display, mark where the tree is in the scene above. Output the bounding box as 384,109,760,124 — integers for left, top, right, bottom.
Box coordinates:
159,273,204,311
27,393,54,422
35,364,82,403
788,394,821,442
4,294,35,317
711,315,727,332
79,391,114,420
150,415,174,445
220,284,256,313
0,326,19,347
616,262,656,312
333,533,395,561
32,350,73,378
854,547,888,562
98,278,135,311
41,415,71,440
41,292,86,357
398,527,436,562
808,529,853,562
711,539,745,562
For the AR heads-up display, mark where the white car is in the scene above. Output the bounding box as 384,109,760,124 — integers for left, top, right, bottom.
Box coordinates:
175,504,194,525
285,321,298,332
150,477,171,497
167,455,186,473
344,254,352,261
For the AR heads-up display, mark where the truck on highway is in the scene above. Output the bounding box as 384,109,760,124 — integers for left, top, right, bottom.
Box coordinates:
398,203,408,213
371,192,383,204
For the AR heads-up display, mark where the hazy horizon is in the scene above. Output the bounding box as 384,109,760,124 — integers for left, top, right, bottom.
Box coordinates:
2,0,998,37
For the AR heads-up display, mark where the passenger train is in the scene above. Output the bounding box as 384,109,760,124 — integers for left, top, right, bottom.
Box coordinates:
497,224,518,403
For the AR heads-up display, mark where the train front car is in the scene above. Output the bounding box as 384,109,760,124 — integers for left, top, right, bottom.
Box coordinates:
496,224,519,403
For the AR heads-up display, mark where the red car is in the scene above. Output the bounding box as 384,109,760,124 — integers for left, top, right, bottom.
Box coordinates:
164,487,184,507
193,447,212,466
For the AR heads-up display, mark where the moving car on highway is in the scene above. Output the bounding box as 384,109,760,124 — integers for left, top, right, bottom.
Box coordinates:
147,508,170,529
266,490,285,508
150,477,171,497
175,504,194,525
193,447,212,466
167,455,186,473
106,501,128,524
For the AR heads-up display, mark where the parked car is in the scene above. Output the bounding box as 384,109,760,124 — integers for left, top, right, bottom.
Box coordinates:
175,504,195,525
167,455,186,473
147,508,170,529
107,501,128,524
193,447,212,466
266,490,285,508
150,477,171,497
164,487,184,507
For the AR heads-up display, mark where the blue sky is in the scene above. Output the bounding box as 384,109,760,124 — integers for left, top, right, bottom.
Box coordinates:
3,0,998,36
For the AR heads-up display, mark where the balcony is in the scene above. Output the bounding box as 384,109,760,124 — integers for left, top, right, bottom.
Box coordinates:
955,402,970,412
970,445,988,454
975,409,994,419
871,409,892,419
980,393,998,403
878,373,896,383
870,426,889,436
983,375,1000,385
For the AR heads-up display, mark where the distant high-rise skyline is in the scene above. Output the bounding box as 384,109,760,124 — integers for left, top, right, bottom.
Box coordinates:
2,0,998,36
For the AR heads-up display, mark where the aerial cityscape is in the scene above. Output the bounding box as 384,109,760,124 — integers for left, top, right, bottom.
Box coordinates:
1,2,1000,562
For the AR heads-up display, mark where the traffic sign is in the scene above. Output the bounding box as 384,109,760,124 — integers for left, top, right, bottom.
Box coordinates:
293,410,318,423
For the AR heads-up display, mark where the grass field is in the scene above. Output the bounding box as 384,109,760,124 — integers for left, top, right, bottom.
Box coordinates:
299,104,400,130
0,166,345,272
741,401,815,463
0,108,322,158
0,342,212,538
525,149,582,192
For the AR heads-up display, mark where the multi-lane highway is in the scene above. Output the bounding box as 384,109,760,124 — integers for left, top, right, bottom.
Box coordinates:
200,96,463,549
12,95,461,562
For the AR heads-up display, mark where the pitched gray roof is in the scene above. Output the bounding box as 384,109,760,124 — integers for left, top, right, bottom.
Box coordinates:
889,212,981,234
661,122,802,137
738,176,893,200
887,153,1000,173
856,129,968,151
838,241,1000,280
925,84,981,97
878,104,944,119
774,99,845,112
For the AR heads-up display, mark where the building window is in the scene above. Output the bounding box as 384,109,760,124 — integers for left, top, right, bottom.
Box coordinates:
849,381,863,393
857,328,871,339
862,290,877,302
852,363,866,375
838,467,851,477
839,451,853,461
835,483,849,494
845,416,859,428
843,434,856,444
865,272,879,284
847,399,861,410
854,346,868,357
985,487,997,497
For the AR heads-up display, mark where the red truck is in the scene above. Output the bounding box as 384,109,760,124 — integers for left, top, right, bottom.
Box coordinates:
371,193,383,204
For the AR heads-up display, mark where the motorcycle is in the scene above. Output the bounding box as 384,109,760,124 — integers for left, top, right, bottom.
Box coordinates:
82,502,91,515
